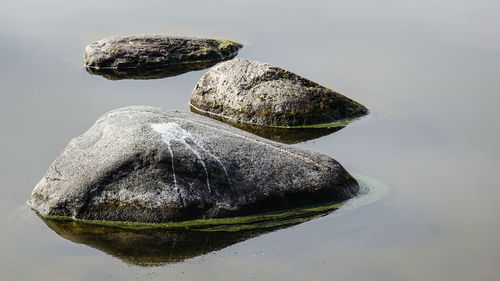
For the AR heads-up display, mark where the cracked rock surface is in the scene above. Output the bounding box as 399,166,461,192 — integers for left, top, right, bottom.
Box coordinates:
29,106,359,223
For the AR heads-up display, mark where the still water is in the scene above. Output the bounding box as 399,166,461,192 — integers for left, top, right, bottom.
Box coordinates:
1,0,500,280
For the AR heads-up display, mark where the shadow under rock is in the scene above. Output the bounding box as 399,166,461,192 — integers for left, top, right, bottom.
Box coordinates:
190,105,345,144
230,122,345,144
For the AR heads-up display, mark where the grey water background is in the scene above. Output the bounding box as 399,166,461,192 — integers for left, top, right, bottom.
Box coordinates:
1,0,500,280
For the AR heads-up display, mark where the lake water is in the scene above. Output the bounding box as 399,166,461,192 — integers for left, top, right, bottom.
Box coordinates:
1,0,500,280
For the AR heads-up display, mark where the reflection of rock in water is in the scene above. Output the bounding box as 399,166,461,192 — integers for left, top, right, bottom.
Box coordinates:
86,61,218,80
42,219,257,266
190,105,344,144
227,122,344,144
38,203,340,266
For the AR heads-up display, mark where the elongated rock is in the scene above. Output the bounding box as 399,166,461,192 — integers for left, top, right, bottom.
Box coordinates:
190,58,368,127
84,35,242,69
29,106,358,223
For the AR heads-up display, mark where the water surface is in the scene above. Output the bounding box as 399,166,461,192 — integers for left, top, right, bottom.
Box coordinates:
1,0,500,280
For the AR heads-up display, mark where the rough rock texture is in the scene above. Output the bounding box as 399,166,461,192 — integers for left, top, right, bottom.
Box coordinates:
29,106,358,223
190,58,368,127
84,35,242,69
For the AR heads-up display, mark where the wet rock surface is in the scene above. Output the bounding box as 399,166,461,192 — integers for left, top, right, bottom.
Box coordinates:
84,35,242,69
190,58,368,127
29,106,358,223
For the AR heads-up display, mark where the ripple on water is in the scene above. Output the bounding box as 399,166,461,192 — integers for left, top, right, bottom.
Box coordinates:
339,173,389,212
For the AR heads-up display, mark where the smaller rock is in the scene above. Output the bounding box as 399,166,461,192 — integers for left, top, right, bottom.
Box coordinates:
84,35,243,69
190,58,368,127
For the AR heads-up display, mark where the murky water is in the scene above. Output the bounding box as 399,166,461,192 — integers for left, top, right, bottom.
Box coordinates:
2,0,500,280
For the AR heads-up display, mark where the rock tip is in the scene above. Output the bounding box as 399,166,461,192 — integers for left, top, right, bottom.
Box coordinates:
215,39,243,50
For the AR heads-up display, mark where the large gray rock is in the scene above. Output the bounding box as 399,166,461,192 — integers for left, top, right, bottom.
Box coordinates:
190,58,368,127
84,35,242,69
29,106,358,223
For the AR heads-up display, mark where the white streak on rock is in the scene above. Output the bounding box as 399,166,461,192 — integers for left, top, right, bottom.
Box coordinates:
165,143,177,187
190,140,232,187
151,123,179,192
181,139,211,193
151,122,232,193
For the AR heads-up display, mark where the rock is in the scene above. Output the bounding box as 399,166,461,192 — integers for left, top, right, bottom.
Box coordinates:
84,35,242,69
190,58,368,127
29,106,358,223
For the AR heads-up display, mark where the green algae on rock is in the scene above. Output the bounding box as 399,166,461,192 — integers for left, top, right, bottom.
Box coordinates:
34,201,342,231
84,35,243,70
190,58,368,127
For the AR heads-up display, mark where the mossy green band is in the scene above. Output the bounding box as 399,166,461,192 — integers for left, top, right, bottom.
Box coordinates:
34,201,343,232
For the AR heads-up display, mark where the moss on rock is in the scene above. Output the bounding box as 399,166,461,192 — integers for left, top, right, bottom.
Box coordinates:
34,200,342,231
